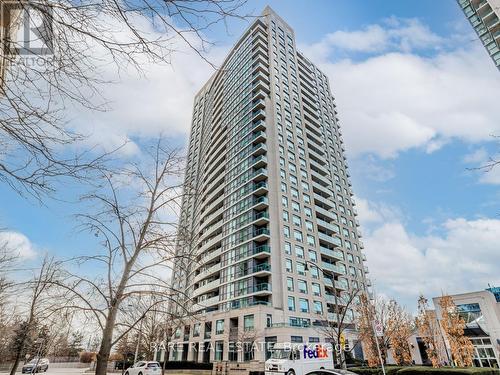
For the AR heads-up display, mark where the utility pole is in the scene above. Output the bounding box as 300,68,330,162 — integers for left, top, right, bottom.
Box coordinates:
372,320,386,375
134,318,144,364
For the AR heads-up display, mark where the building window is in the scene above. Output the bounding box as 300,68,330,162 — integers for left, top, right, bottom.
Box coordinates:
299,298,309,313
309,337,320,343
306,235,315,246
308,250,317,262
312,283,321,296
193,323,200,337
284,242,292,255
284,225,290,238
286,259,293,272
243,342,255,361
266,314,273,328
244,315,254,331
298,279,307,293
288,296,296,311
291,336,303,343
287,277,294,291
215,341,224,361
293,215,301,227
295,245,304,259
314,301,323,315
216,319,224,334
297,262,305,276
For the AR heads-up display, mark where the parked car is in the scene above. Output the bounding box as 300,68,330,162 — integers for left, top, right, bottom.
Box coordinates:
125,361,161,375
306,370,359,375
21,358,49,373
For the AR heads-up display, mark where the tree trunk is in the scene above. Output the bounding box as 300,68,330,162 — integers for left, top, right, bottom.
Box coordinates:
9,328,29,375
9,350,23,375
95,307,119,375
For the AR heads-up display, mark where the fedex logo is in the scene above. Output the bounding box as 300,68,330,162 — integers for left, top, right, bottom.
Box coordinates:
303,345,329,359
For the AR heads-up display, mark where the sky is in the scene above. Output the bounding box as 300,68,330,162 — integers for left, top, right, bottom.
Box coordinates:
1,0,500,311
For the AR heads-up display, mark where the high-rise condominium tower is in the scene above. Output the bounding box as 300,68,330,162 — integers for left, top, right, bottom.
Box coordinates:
457,0,500,70
168,7,370,369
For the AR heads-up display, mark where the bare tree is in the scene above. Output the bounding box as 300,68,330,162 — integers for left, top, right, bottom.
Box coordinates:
0,0,251,199
8,256,60,375
316,288,361,369
47,139,197,375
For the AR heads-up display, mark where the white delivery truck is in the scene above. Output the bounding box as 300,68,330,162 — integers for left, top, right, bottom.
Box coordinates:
265,343,334,375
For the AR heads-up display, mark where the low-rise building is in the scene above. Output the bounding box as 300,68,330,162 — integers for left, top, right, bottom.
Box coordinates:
433,288,500,368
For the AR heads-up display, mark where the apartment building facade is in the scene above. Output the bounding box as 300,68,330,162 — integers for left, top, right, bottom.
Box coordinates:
167,7,370,369
457,0,500,70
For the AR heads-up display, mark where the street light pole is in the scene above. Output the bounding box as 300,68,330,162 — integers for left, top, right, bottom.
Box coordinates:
134,318,144,364
305,261,344,369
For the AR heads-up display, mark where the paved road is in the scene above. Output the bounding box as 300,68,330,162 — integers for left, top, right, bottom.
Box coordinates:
0,368,89,375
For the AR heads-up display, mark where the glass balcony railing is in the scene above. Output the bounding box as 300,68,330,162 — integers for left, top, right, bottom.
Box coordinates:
253,283,271,292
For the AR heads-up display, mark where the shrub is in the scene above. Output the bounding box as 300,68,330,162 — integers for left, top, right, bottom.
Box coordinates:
397,367,499,375
350,366,404,375
158,361,213,370
350,367,499,375
79,351,97,363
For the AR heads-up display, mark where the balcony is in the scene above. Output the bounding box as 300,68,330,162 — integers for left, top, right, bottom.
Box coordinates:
325,294,341,305
198,294,220,307
321,261,345,275
310,170,331,187
252,98,266,112
315,206,336,221
316,219,339,234
318,232,342,247
251,262,271,275
253,181,268,196
309,159,329,176
193,278,220,297
313,194,335,209
200,247,222,265
253,89,268,101
253,196,269,210
252,109,266,122
336,280,348,290
251,167,267,183
320,246,344,261
253,210,270,226
312,182,334,197
252,130,267,144
252,283,272,294
327,312,353,324
194,263,221,284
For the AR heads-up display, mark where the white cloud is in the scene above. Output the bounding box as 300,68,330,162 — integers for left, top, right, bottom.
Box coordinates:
355,196,402,225
306,18,444,58
363,214,500,308
301,21,500,159
0,231,38,259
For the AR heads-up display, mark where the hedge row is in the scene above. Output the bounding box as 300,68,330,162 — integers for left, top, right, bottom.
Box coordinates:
158,361,213,370
350,366,500,375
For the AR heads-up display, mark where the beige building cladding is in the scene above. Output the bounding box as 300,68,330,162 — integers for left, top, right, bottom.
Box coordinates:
457,0,500,70
167,6,370,368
